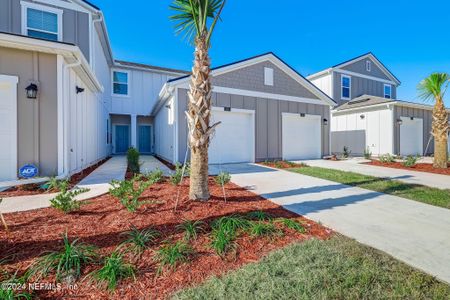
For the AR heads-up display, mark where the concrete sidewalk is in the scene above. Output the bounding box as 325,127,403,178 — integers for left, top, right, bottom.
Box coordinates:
140,155,172,176
0,156,127,213
226,164,450,284
299,159,450,190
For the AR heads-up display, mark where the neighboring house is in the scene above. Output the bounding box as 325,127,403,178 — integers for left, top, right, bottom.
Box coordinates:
152,53,336,165
309,53,449,157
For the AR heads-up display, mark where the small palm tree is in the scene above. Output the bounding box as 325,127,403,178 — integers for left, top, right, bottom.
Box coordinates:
418,73,449,168
170,0,226,200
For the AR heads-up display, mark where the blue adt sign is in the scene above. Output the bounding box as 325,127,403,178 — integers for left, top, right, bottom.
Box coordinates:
19,164,38,179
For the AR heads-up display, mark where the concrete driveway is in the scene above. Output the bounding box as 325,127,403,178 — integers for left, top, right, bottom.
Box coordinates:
226,163,450,284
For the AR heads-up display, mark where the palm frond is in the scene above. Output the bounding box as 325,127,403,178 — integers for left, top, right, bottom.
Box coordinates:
417,73,449,102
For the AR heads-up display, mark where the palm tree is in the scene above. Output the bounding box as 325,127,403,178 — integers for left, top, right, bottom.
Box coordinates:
418,73,449,168
170,0,226,200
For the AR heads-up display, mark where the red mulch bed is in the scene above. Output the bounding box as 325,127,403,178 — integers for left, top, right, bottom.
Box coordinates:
0,178,332,299
259,161,306,169
0,157,111,198
367,160,450,176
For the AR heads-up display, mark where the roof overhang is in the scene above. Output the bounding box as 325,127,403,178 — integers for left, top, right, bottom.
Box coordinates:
0,33,103,92
332,100,450,114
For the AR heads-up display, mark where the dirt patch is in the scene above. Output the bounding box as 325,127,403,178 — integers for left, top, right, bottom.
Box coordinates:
366,160,450,176
0,178,332,299
0,157,111,198
259,161,307,169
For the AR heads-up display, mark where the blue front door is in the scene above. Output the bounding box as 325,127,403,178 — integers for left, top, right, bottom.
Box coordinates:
115,125,130,154
138,125,152,153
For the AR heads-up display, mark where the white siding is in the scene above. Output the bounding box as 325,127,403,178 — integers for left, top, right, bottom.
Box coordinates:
154,97,175,162
310,74,332,98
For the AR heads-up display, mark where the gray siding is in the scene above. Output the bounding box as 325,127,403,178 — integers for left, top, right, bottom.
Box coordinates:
393,105,435,155
177,88,330,163
333,72,397,105
212,61,321,100
0,0,90,61
341,57,391,81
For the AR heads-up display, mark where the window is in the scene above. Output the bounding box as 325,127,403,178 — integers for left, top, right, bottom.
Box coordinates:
341,75,351,100
384,84,392,99
22,3,62,41
366,60,371,72
112,71,129,96
264,67,274,86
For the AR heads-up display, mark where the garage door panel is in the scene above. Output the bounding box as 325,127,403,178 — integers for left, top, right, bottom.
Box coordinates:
282,113,321,160
209,109,254,164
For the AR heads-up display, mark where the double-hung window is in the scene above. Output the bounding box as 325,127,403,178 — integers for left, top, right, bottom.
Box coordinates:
384,84,392,99
22,3,62,41
341,75,351,100
112,71,130,96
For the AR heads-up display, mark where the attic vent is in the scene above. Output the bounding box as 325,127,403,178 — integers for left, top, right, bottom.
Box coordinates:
366,60,371,72
264,67,274,86
348,98,370,105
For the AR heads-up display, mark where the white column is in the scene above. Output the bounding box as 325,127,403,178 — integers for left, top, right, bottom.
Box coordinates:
131,114,137,148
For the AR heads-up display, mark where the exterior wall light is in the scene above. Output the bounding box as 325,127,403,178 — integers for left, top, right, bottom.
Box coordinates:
300,113,306,117
323,118,328,125
360,114,365,119
165,104,171,109
76,86,85,94
25,83,38,99
397,119,403,125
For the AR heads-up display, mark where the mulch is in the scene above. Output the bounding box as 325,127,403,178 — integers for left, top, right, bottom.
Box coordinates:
367,160,450,176
259,161,307,169
0,157,111,198
0,178,332,299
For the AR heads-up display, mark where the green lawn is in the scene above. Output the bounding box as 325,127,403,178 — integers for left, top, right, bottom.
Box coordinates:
289,166,450,209
174,236,449,299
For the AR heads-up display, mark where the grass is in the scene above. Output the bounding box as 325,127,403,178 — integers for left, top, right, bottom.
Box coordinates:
120,225,160,256
275,218,306,233
91,251,135,291
173,235,450,299
290,166,450,209
155,241,194,273
247,221,281,238
177,220,205,241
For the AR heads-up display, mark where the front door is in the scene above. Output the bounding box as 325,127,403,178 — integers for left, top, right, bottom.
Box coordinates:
138,125,152,153
115,125,130,154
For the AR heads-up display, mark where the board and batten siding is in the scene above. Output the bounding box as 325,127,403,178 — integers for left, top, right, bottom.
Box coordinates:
310,74,332,99
176,88,330,163
0,0,91,61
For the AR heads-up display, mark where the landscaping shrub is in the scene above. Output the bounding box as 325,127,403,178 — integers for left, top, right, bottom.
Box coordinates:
379,153,395,163
27,233,97,282
127,147,140,174
146,168,164,184
45,177,70,192
364,147,372,160
210,215,249,256
170,163,190,185
211,215,250,234
91,251,135,291
214,171,231,186
120,225,160,256
177,220,205,241
49,188,89,213
110,176,153,212
247,221,281,237
403,155,419,168
343,146,352,158
0,272,32,300
246,210,272,221
275,218,306,233
155,241,193,273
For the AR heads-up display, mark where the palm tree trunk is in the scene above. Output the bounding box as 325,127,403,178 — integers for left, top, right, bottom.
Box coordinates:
432,98,449,168
186,33,218,200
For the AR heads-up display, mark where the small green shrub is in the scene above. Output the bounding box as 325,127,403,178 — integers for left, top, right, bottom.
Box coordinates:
120,225,160,256
91,251,135,291
154,241,193,273
210,228,236,256
45,177,70,192
247,221,281,237
379,153,395,163
110,176,153,212
27,233,97,282
246,210,272,221
214,171,231,186
211,215,249,235
274,161,283,168
343,146,352,158
403,155,418,168
284,160,297,168
169,163,187,185
146,168,164,183
127,147,140,174
364,147,372,160
177,220,205,241
0,272,32,300
50,188,89,213
276,218,306,233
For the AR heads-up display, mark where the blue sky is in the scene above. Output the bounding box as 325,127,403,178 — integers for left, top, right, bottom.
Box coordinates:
95,0,450,105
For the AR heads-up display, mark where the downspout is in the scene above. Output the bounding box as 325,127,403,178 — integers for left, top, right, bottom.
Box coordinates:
57,57,81,180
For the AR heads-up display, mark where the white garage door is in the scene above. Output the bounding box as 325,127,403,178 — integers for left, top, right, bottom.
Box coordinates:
282,113,322,160
0,75,18,181
209,108,255,164
400,117,423,156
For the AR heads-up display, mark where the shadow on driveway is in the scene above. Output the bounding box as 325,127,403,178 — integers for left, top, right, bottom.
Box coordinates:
209,163,275,175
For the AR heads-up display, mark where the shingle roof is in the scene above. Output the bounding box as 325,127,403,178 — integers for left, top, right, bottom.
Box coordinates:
334,95,395,111
114,60,189,75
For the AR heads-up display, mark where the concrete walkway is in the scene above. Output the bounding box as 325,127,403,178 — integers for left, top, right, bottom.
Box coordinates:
221,163,450,284
140,155,172,176
0,156,127,213
298,159,450,190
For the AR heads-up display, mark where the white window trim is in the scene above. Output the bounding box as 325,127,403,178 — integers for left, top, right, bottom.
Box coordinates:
264,67,274,86
111,69,131,97
384,84,392,99
21,1,63,42
341,75,351,100
366,60,371,72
